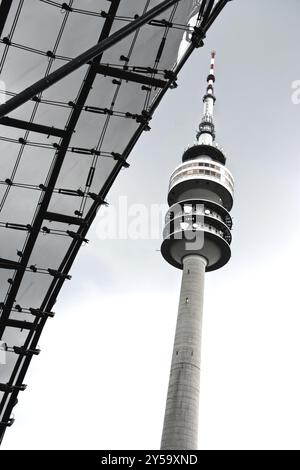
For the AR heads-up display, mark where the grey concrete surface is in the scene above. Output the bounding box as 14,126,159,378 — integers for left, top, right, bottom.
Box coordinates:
160,254,207,450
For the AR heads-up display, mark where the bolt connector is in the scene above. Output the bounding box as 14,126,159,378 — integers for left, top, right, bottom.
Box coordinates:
191,26,205,48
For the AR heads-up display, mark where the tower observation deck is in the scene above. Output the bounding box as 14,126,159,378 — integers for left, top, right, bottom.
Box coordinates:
160,51,234,450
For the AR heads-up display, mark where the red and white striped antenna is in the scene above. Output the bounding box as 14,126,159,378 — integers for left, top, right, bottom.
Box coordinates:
209,50,216,78
197,51,217,145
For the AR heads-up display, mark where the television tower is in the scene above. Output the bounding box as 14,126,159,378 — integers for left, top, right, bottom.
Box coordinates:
160,52,234,450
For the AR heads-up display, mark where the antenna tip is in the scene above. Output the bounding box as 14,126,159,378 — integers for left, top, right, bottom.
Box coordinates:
211,50,216,58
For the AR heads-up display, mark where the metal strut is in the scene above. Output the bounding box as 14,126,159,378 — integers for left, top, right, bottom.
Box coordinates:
0,0,13,38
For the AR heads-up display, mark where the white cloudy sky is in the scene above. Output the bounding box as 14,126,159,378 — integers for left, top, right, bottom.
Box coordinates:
2,0,300,450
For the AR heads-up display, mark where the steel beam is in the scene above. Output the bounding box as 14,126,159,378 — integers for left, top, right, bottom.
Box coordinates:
0,258,21,270
5,319,34,331
0,117,65,137
0,0,13,37
95,64,167,88
205,0,231,30
44,211,85,226
202,0,215,23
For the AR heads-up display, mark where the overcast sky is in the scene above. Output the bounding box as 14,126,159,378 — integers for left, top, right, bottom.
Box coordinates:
2,0,300,450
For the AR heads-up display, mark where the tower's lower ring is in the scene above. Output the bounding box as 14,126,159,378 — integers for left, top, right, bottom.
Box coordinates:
161,229,231,271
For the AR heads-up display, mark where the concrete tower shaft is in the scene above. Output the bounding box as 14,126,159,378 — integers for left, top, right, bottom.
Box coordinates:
161,255,206,450
160,52,234,449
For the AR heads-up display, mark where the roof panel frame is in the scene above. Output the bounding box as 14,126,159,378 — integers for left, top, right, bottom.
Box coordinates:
0,0,124,440
0,0,184,119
